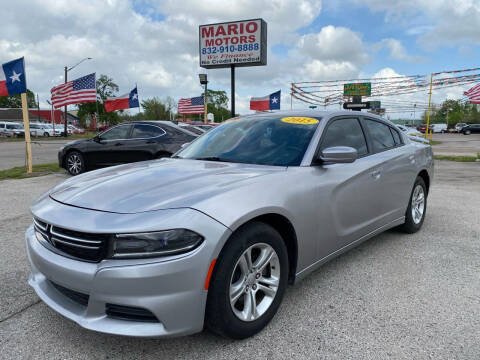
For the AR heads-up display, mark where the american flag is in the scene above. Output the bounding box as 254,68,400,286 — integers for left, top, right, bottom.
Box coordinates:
51,73,97,109
178,96,204,114
464,83,480,104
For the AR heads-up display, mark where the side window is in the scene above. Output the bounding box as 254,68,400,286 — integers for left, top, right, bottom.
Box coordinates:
365,120,395,152
321,118,368,156
131,124,165,139
390,127,402,145
101,125,131,140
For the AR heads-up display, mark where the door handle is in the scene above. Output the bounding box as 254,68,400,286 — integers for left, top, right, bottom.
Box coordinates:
371,170,381,179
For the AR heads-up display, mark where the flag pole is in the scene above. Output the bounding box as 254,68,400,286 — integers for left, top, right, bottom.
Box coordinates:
21,92,32,173
425,73,433,140
136,83,140,114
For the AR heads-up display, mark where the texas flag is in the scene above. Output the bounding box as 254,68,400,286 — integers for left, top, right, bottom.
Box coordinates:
250,90,281,111
104,87,139,112
0,57,27,97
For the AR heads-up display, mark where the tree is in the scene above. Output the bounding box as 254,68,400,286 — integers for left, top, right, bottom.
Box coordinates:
183,89,230,122
142,97,171,120
0,89,37,108
77,74,121,126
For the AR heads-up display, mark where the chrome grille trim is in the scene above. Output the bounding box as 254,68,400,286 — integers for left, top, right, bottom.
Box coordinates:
51,227,102,245
52,237,101,250
32,217,109,262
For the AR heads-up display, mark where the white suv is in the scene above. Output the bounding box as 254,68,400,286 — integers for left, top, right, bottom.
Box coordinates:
0,122,25,137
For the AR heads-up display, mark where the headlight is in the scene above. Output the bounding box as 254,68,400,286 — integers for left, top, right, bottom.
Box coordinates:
111,229,203,259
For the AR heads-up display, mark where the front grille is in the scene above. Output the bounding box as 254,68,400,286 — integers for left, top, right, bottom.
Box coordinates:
33,218,110,262
105,304,159,323
50,281,90,307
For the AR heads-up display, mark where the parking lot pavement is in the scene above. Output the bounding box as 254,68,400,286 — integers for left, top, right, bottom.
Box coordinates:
0,140,70,170
0,161,479,359
431,133,480,157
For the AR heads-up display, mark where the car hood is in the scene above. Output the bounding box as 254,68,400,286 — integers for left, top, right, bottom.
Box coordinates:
49,158,285,214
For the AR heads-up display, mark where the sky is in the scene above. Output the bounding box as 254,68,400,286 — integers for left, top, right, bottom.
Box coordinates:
2,0,480,119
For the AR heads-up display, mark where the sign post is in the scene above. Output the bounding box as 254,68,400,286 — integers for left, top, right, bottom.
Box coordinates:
199,19,267,118
21,93,32,173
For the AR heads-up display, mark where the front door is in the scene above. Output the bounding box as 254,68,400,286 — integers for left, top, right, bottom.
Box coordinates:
87,124,132,166
315,117,384,258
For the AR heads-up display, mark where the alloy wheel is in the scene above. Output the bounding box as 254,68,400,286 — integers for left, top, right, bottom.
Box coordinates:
67,153,82,175
411,184,425,224
229,243,280,322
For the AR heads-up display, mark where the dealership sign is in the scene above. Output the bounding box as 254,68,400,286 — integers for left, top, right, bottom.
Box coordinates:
199,19,267,69
343,83,371,96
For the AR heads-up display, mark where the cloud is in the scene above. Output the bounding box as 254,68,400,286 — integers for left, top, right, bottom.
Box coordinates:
374,38,424,63
295,26,369,64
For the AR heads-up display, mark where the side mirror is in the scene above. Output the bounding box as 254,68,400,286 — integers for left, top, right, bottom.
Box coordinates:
94,135,103,143
318,146,357,164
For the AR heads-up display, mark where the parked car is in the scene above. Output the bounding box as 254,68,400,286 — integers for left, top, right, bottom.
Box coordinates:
29,123,61,137
58,121,198,175
430,124,447,133
455,123,467,133
0,122,25,137
417,124,427,133
28,111,433,339
395,124,429,144
68,125,85,134
461,124,480,135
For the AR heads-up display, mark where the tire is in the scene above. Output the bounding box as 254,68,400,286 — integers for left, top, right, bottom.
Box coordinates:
205,222,289,339
65,151,86,176
398,177,427,233
44,132,49,137
464,130,471,135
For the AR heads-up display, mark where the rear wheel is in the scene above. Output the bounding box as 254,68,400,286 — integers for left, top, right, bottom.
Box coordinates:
65,151,85,176
44,132,49,137
464,130,471,135
205,222,288,339
398,177,427,233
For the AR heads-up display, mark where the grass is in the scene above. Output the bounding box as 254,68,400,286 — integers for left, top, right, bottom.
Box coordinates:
429,140,442,145
434,154,480,162
0,131,96,142
0,163,63,181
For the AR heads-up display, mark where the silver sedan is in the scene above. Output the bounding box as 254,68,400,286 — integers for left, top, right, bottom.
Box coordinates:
26,111,433,339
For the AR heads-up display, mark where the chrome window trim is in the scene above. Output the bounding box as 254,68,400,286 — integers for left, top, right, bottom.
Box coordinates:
130,124,167,140
99,123,167,142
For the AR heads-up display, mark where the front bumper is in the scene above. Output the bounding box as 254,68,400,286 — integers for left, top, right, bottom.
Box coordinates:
26,200,231,337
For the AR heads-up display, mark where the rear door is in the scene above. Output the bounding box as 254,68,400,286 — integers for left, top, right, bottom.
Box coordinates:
362,117,416,223
315,116,385,256
87,124,132,166
128,124,167,162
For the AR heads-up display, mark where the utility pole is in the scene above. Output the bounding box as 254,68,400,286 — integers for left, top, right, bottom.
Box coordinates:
64,66,68,137
36,94,40,122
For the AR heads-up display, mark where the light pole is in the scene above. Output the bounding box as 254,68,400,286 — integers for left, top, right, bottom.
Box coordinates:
199,74,208,123
46,99,55,134
64,57,92,136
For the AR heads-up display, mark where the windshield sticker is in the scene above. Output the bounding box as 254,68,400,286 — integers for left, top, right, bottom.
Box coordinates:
281,117,319,125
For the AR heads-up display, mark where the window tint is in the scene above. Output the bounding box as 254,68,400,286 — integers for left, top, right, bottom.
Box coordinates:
131,124,165,138
365,120,395,152
390,127,402,145
101,125,131,140
321,118,368,156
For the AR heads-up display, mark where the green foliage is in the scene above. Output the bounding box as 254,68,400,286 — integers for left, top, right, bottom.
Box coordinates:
0,89,37,108
141,96,176,120
0,163,61,180
422,99,480,125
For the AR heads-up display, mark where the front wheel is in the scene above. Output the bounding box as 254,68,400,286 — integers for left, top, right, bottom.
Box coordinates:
398,177,427,233
205,222,288,339
464,130,471,135
65,151,86,176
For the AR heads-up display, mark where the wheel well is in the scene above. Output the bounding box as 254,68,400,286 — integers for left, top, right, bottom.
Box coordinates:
154,151,172,159
243,214,298,284
418,170,430,195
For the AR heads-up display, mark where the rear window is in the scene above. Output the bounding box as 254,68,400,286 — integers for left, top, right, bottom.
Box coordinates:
365,119,395,152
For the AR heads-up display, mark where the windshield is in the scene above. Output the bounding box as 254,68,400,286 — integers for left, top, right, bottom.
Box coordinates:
176,115,321,166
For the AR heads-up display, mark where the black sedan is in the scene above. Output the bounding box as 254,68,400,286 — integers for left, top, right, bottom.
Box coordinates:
462,124,480,135
59,121,198,175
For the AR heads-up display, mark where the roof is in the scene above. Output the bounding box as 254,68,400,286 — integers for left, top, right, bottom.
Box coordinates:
0,108,78,124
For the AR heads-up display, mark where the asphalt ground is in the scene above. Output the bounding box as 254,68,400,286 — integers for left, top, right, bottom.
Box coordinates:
0,139,70,170
0,133,479,171
0,160,479,359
